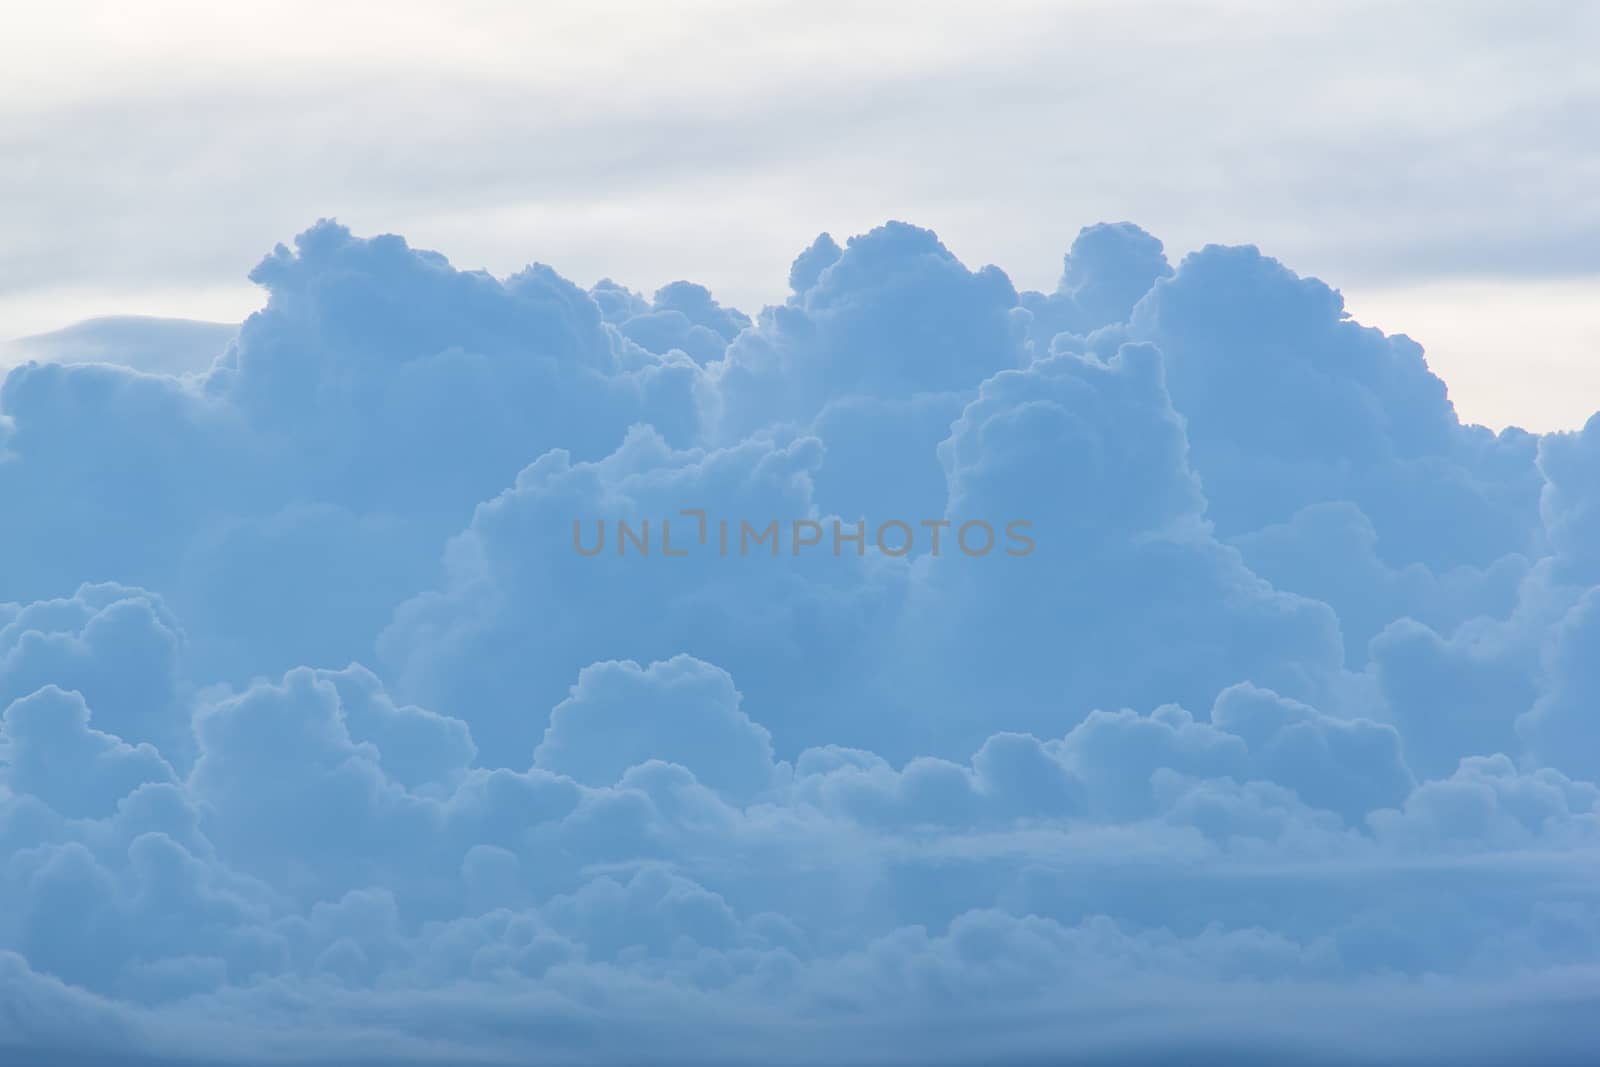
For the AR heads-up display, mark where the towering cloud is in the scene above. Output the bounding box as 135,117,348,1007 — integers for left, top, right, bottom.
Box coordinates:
1,218,1597,1066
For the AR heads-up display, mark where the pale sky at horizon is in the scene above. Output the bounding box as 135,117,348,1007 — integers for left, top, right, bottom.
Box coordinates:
4,0,1597,431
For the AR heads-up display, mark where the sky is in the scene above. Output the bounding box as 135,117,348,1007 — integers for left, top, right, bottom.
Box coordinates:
3,0,1598,429
4,6,1600,1066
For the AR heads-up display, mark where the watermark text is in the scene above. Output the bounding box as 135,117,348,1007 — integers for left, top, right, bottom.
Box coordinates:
572,512,1034,558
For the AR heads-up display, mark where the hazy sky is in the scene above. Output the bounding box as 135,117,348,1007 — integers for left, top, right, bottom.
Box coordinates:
4,0,1597,429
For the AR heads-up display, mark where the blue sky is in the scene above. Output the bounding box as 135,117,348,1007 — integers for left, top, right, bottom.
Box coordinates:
3,5,1600,1065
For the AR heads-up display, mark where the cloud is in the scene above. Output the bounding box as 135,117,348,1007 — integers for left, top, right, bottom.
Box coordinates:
1517,587,1600,780
1127,243,1544,570
534,656,774,801
1,214,1599,1064
0,317,236,378
893,341,1346,749
1,221,706,680
1537,413,1600,585
2,687,175,820
705,220,1026,442
1020,221,1174,347
376,424,906,764
0,584,190,763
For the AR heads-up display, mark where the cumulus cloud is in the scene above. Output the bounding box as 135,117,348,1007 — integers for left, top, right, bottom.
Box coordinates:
1,216,1598,1065
1127,243,1544,570
534,656,775,800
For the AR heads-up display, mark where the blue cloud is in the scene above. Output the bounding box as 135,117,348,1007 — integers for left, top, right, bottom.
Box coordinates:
1,217,1598,1065
534,656,775,800
1128,243,1543,570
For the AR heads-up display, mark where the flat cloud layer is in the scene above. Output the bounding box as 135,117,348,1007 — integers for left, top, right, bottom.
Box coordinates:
0,317,236,378
1,218,1599,1065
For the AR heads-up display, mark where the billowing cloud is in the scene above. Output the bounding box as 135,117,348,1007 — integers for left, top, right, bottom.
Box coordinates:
1,217,1598,1065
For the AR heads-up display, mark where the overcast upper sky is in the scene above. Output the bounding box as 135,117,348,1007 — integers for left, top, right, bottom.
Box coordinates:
4,0,1597,429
